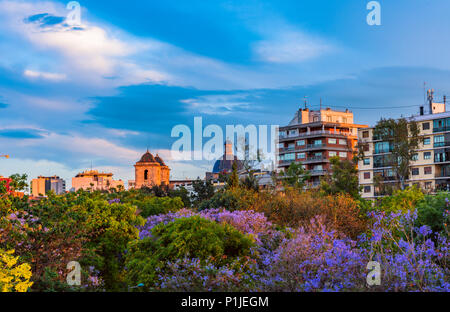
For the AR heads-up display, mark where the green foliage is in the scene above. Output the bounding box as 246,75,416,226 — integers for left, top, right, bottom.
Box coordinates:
377,186,425,214
320,156,361,199
168,186,191,208
279,162,310,190
198,187,258,211
416,192,450,235
372,118,420,190
8,173,28,192
138,196,184,218
227,162,240,189
191,178,215,206
125,216,255,290
152,216,254,261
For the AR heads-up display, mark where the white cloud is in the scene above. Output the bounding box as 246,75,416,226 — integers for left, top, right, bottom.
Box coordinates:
0,0,169,86
24,69,66,81
254,30,332,63
181,94,252,115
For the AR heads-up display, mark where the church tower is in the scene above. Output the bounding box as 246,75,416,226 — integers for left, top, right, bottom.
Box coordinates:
133,150,170,189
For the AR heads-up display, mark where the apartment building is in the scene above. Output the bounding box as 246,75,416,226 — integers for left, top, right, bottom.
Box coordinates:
31,176,66,197
278,107,368,186
71,170,124,192
358,90,448,199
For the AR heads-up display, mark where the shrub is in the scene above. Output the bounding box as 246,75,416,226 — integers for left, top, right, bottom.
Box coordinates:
139,196,184,218
259,217,365,292
254,190,367,239
126,216,255,290
416,192,450,235
198,188,258,212
376,186,424,214
0,249,33,292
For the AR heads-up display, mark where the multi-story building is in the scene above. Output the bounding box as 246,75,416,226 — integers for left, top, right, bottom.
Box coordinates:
31,176,66,197
278,107,368,186
358,90,448,199
71,170,124,192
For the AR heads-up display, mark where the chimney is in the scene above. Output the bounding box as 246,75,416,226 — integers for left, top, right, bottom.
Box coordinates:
420,106,424,116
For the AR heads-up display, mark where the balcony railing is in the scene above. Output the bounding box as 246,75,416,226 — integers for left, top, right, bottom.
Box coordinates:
307,143,326,149
279,130,354,139
306,156,327,162
309,170,328,176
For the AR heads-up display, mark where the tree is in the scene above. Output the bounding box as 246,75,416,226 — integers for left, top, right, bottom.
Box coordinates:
191,178,215,206
280,162,310,190
8,174,28,192
321,157,361,199
369,118,419,190
227,162,240,189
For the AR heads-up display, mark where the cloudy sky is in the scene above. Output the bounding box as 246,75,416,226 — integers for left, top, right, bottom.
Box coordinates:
1,0,450,187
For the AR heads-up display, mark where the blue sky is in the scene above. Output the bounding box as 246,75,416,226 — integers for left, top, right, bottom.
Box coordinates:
1,0,450,187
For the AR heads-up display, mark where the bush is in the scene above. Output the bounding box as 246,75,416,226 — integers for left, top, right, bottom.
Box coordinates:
254,190,367,239
139,196,184,218
198,188,258,212
126,216,255,290
416,192,450,235
0,249,33,292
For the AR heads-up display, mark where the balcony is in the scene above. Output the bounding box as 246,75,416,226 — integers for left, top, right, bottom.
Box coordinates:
304,156,327,164
279,130,355,140
434,141,450,148
309,170,328,176
306,143,326,149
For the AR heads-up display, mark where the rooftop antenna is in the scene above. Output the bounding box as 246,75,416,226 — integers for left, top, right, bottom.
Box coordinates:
320,98,322,110
303,96,308,109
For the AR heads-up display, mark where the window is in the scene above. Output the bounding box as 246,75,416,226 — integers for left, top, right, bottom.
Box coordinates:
328,138,337,144
425,182,432,190
327,116,332,122
339,152,347,158
364,186,371,193
343,118,347,124
144,170,149,180
280,153,296,161
364,172,371,179
314,165,323,171
362,131,369,138
363,158,370,165
287,143,295,150
313,139,322,146
313,116,319,122
424,152,432,160
424,167,432,175
297,153,306,159
363,144,370,152
277,143,284,149
329,151,337,157
423,122,430,130
375,141,391,154
314,152,323,157
412,153,419,161
434,135,445,147
339,139,347,145
297,140,305,146
412,168,420,176
423,137,431,145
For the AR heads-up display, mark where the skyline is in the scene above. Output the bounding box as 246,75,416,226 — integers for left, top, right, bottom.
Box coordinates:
1,0,450,187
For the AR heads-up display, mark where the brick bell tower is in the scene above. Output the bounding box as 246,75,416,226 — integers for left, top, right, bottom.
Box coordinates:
134,150,170,189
